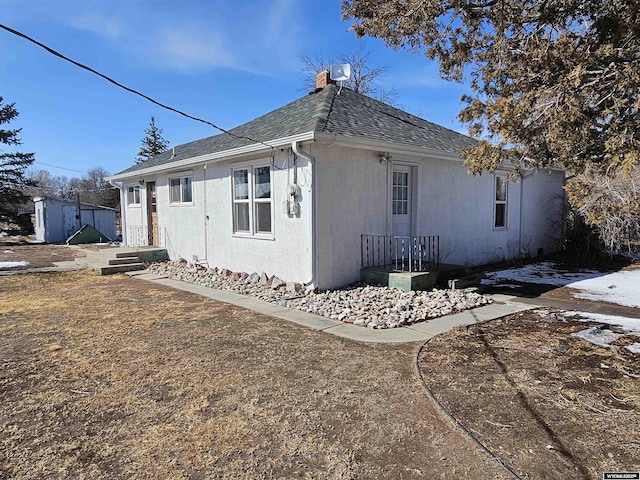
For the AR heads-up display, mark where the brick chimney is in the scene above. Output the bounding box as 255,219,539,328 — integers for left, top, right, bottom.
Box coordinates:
315,70,335,89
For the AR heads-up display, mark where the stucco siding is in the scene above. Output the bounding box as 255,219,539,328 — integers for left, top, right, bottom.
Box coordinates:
206,154,312,282
155,167,206,261
413,156,523,265
314,145,388,289
122,145,564,291
133,151,313,284
520,169,565,257
314,149,565,289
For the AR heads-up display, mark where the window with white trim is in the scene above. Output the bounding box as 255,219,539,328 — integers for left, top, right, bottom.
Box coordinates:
392,171,409,215
169,174,193,204
232,165,272,235
127,185,141,205
494,175,508,228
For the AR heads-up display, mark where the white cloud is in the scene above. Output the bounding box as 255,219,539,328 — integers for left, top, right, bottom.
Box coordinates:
149,27,237,72
266,0,295,37
10,0,308,76
70,13,123,39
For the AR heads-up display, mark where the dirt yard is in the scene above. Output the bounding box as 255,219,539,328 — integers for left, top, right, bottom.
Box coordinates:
3,245,639,479
0,271,508,480
0,240,84,270
418,310,640,479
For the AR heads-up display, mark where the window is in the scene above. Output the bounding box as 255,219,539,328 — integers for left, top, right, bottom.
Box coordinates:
232,165,272,236
127,185,141,205
169,174,193,204
494,175,508,228
392,171,409,215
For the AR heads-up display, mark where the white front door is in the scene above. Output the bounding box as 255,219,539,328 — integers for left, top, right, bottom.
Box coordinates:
392,166,412,238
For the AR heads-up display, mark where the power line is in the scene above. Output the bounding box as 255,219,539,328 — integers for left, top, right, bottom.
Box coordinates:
0,23,275,151
33,161,87,174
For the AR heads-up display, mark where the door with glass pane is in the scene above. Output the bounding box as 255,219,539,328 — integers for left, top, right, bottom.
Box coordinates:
392,166,412,238
146,181,158,245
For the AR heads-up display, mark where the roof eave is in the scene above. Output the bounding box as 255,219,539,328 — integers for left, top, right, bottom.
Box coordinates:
106,131,317,181
314,132,467,162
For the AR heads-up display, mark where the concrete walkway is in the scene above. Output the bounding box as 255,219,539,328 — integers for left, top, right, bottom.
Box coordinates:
126,270,537,343
490,292,640,319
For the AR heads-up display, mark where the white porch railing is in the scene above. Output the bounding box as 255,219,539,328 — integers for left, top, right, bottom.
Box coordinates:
126,225,176,259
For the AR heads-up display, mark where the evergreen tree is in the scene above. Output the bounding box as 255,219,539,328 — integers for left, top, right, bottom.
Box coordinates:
0,96,35,232
135,116,169,164
344,0,640,176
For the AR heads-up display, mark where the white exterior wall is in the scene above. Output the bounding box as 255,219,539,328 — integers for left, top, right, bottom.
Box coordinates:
34,201,47,242
413,155,522,265
120,183,147,246
314,145,389,289
122,144,564,291
313,146,565,289
155,166,207,261
520,169,565,257
132,151,313,284
206,154,312,282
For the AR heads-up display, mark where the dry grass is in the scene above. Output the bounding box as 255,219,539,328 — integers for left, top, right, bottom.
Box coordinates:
419,311,640,479
0,271,507,480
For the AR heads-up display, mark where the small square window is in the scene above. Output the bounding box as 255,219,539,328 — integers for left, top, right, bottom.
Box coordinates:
169,175,193,204
127,185,141,205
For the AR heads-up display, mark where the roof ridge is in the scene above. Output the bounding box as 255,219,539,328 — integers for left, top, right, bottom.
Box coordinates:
309,85,337,133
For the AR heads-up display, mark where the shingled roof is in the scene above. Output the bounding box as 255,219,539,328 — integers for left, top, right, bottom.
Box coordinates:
115,84,476,176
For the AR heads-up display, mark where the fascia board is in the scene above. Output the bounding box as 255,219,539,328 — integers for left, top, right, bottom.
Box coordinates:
313,132,466,163
106,131,316,181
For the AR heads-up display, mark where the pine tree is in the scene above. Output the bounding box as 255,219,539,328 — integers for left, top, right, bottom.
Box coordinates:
135,116,169,164
0,96,35,232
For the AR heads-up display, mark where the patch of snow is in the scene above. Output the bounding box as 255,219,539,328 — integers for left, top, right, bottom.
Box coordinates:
566,270,640,308
626,343,640,354
562,311,640,333
571,327,623,348
482,262,603,286
0,232,6,237
3,250,13,254
0,261,28,269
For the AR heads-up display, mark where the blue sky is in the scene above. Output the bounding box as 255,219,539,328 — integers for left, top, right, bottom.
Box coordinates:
0,0,469,179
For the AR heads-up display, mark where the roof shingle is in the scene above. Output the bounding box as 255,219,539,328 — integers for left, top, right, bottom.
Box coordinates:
115,84,476,176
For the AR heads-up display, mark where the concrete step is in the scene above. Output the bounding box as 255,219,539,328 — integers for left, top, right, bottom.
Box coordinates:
108,257,140,265
99,263,146,275
448,273,484,290
115,248,167,261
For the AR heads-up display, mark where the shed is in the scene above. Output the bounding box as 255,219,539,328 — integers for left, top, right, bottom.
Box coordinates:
34,196,117,243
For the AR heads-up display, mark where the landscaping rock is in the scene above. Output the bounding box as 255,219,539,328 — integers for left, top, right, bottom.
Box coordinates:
248,272,260,284
146,261,493,329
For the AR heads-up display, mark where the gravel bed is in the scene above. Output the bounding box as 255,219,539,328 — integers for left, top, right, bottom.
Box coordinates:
147,261,492,329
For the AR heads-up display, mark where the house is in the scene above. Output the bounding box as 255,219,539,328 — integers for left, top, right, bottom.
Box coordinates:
34,196,117,243
106,72,565,290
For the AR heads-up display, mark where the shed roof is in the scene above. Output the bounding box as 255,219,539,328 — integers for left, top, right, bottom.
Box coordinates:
34,196,117,211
